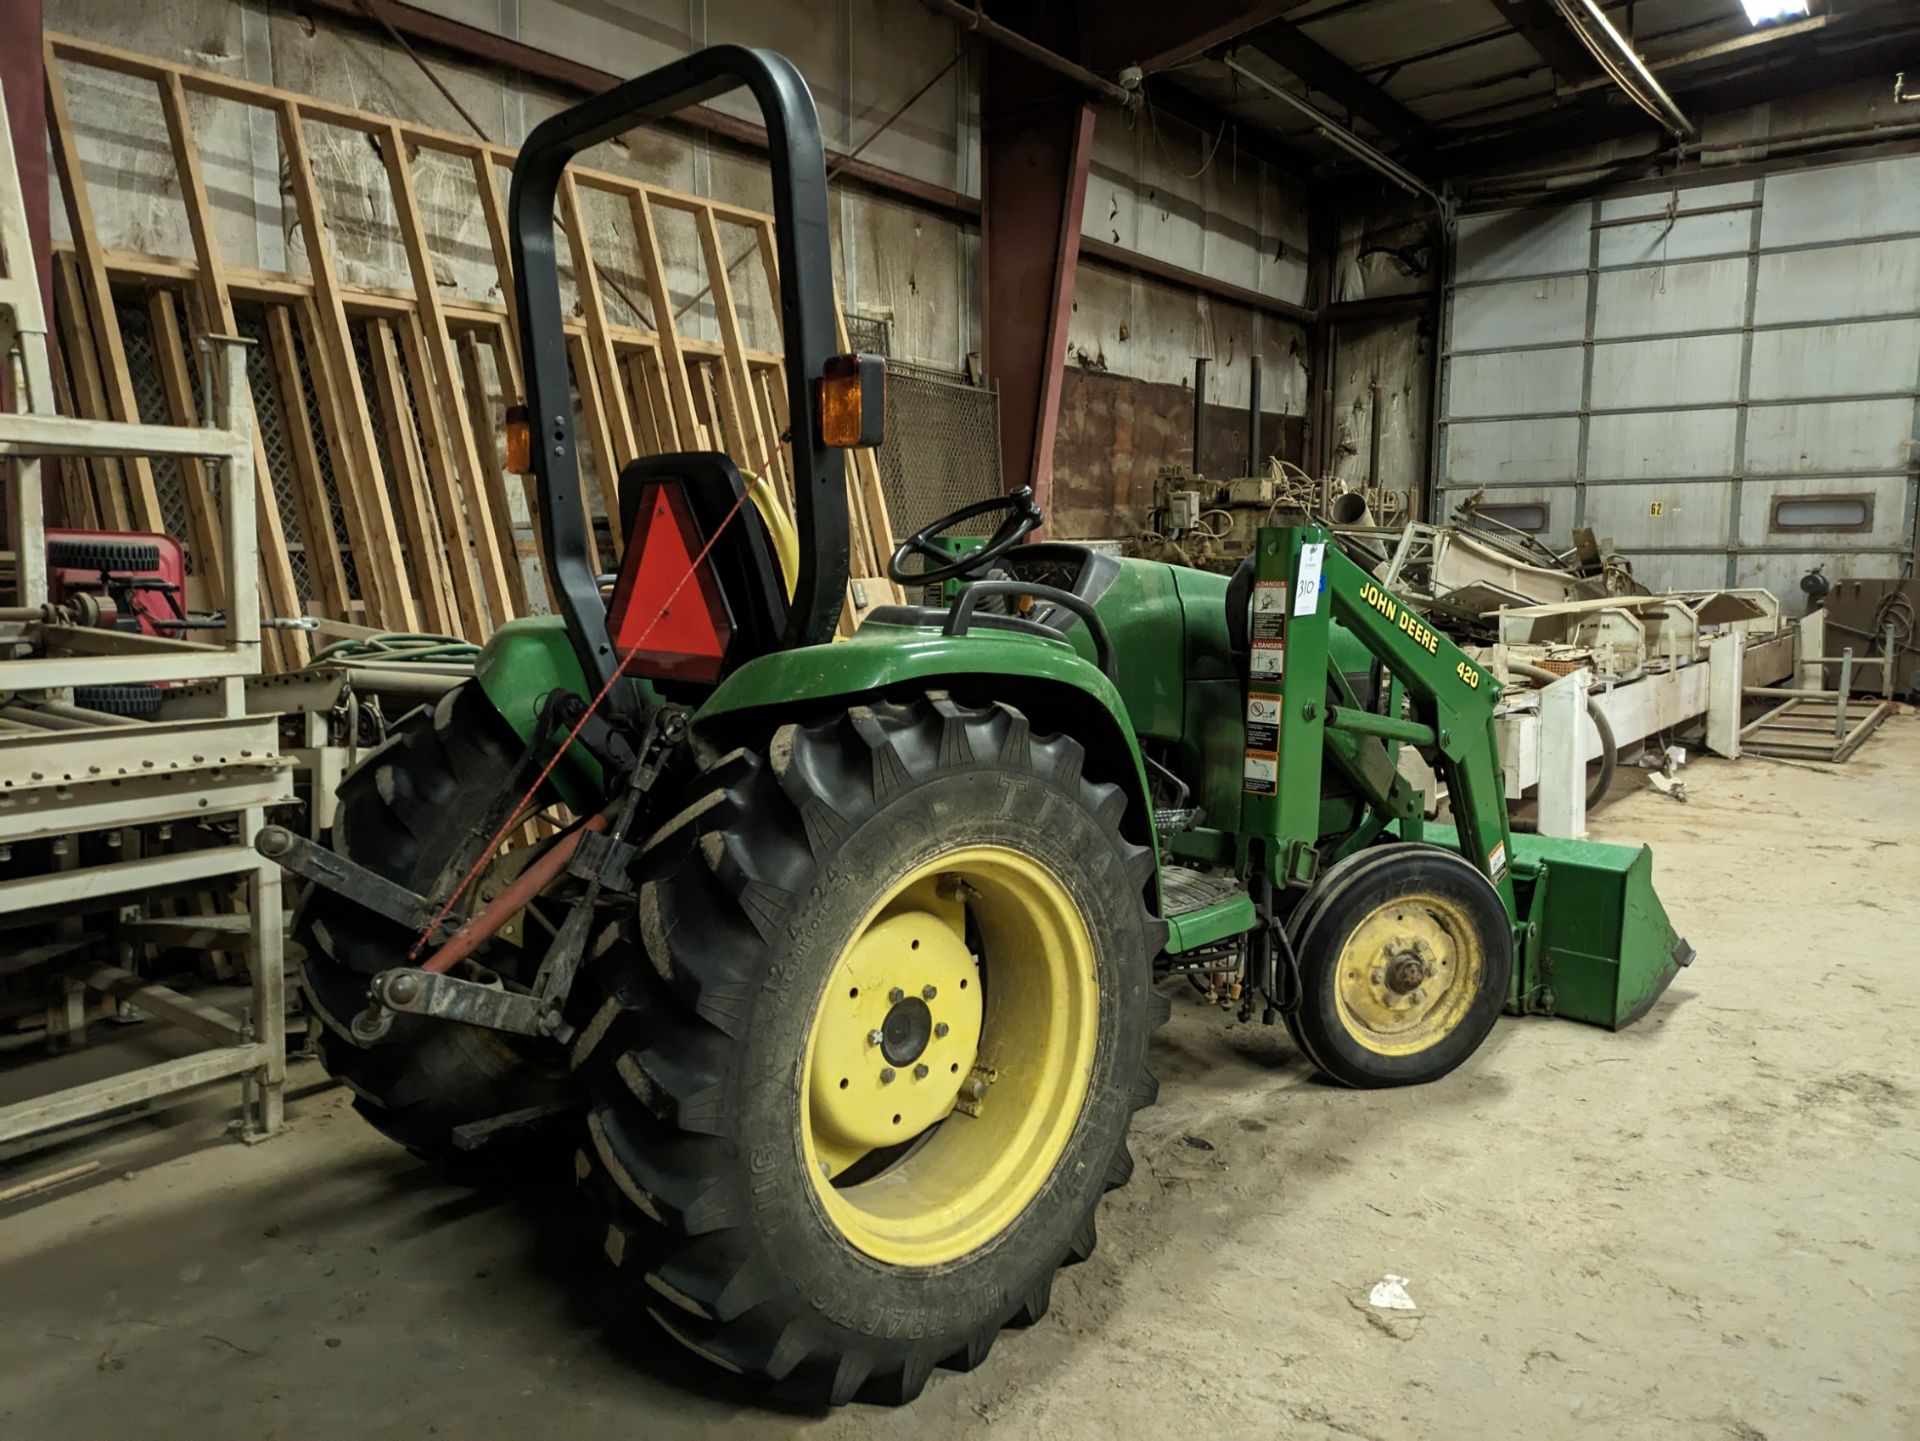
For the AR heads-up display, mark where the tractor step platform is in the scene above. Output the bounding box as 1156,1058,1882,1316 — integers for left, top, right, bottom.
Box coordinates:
1161,865,1256,954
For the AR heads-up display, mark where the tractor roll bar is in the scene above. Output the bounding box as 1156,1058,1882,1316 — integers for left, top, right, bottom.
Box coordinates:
509,46,848,691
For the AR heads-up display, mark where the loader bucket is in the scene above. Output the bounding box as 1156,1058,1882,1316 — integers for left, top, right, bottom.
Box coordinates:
1410,824,1693,1030
1504,831,1694,1029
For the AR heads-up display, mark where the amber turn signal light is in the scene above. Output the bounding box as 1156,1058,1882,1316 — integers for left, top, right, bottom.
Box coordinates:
817,353,886,448
505,403,532,475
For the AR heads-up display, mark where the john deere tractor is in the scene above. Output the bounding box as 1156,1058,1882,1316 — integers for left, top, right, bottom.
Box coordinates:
263,46,1692,1406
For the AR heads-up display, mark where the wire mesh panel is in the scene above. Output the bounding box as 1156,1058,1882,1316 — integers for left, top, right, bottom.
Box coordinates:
236,307,314,602
287,319,363,602
114,294,192,558
875,360,1002,543
844,311,891,358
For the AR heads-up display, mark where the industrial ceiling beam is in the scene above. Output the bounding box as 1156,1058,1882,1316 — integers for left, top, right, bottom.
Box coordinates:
1241,15,1427,152
1550,0,1694,137
1078,0,1318,77
1223,54,1441,208
918,0,1134,107
1486,0,1604,84
1438,22,1920,177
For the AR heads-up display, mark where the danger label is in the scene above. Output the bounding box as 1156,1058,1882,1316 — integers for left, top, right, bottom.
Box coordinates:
1250,643,1285,679
1251,581,1288,644
1487,840,1508,883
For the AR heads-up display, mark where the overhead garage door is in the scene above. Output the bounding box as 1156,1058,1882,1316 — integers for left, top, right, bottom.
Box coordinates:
1437,155,1920,605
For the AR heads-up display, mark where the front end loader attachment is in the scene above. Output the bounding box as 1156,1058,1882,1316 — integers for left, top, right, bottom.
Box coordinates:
1496,828,1693,1029
1239,524,1695,1040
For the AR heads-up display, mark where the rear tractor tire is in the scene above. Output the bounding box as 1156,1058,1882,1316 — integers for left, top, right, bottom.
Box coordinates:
575,696,1169,1405
1283,842,1512,1089
296,681,577,1172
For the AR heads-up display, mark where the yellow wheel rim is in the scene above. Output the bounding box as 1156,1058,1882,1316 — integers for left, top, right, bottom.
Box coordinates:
800,845,1097,1268
1331,890,1485,1057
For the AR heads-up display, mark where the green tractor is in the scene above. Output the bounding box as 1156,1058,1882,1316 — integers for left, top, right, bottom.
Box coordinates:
264,46,1692,1406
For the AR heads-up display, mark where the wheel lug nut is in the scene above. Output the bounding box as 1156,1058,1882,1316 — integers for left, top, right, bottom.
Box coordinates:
922,985,937,1000
1371,969,1384,985
913,1063,929,1080
867,1028,885,1047
934,1022,949,1039
888,988,905,1004
880,1067,896,1084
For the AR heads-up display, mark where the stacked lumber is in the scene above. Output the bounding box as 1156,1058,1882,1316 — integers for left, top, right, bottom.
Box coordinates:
43,34,901,669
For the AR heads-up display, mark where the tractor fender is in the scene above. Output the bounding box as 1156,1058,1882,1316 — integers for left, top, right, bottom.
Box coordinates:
473,615,606,810
691,623,1166,913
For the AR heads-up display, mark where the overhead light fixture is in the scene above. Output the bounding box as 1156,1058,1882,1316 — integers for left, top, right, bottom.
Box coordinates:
1741,0,1811,24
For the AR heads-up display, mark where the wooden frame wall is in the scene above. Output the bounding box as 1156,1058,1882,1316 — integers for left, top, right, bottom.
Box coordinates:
44,32,899,667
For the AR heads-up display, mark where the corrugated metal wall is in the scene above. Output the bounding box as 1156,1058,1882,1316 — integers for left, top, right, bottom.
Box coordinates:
1437,153,1920,605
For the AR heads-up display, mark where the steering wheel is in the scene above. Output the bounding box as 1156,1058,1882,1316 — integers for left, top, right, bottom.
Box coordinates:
888,486,1043,587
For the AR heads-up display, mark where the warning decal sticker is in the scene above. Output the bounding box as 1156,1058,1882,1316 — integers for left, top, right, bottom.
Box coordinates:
1242,752,1277,796
1245,692,1281,752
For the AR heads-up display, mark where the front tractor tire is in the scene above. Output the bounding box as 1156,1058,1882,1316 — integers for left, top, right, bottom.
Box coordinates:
296,682,576,1170
576,697,1169,1405
1283,842,1513,1089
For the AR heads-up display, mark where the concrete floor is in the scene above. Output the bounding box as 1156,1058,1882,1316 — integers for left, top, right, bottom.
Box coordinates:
3,718,1916,1440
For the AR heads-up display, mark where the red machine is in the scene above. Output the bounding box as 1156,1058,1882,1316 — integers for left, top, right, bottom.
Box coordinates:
45,530,189,637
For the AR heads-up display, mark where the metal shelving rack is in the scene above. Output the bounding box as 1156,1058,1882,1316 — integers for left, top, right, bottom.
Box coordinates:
0,77,290,1148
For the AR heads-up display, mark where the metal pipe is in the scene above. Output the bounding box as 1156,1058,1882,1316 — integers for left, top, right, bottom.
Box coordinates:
1246,355,1262,475
1192,356,1209,474
343,664,466,700
917,0,1135,109
1367,379,1383,490
1325,704,1435,747
1469,119,1920,197
1553,0,1694,137
1836,647,1853,740
1223,54,1443,209
1557,15,1829,100
420,812,611,975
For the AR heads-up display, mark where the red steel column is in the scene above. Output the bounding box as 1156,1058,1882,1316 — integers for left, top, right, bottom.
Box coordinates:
980,48,1095,521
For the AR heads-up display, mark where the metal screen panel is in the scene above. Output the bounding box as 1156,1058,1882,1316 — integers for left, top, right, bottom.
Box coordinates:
237,307,314,601
286,316,363,602
874,359,1003,544
844,311,891,358
113,295,192,561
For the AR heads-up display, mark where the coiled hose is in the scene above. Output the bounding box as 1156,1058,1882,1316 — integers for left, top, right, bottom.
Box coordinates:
309,633,481,667
1509,660,1617,811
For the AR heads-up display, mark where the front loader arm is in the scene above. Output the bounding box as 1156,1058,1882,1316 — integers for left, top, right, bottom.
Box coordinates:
1239,527,1518,917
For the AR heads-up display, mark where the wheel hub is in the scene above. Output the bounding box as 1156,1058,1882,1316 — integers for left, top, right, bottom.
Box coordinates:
799,846,1099,1268
880,995,935,1065
807,909,983,1166
1334,899,1483,1054
1384,951,1428,995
